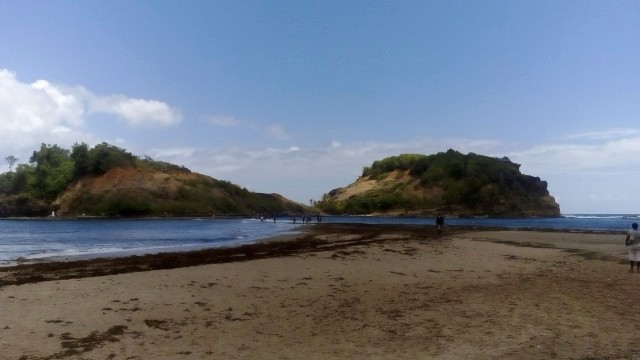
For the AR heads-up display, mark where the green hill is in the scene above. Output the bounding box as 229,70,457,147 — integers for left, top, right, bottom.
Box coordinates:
0,143,309,217
316,150,560,217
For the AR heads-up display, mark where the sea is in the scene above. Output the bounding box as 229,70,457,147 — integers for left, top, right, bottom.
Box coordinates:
0,214,638,266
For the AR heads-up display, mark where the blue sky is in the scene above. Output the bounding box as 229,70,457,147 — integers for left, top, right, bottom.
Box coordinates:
1,1,638,213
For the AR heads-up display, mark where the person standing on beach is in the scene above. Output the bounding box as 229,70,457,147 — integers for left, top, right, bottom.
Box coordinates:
625,222,640,272
436,215,445,235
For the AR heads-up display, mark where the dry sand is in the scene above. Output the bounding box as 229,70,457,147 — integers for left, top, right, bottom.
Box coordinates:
0,224,639,359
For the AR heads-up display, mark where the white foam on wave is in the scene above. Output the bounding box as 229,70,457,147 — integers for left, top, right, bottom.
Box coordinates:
241,218,262,223
24,247,127,259
11,242,226,261
563,214,626,219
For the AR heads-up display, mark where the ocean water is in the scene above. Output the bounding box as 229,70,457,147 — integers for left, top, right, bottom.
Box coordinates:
326,214,640,231
0,218,299,266
0,214,638,265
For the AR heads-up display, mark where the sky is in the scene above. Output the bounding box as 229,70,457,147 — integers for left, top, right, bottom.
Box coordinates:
0,1,638,214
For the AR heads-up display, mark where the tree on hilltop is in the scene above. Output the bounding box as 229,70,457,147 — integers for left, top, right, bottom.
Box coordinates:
5,155,17,172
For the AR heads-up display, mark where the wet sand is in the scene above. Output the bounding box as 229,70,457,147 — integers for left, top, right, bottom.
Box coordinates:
0,224,638,359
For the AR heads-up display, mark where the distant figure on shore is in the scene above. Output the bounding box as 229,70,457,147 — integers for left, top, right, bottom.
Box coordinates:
435,214,445,235
317,214,322,223
625,222,640,272
292,216,297,224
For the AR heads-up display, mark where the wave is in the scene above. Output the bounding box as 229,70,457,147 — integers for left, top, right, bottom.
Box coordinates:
241,218,263,223
562,214,639,219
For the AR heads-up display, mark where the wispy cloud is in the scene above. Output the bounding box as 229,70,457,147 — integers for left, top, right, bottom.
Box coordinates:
146,136,508,200
561,128,640,141
206,115,246,128
147,147,197,159
508,132,640,173
148,129,639,206
265,124,291,141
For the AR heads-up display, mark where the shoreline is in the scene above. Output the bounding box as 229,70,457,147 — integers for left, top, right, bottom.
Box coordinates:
1,223,638,359
0,224,626,285
0,224,437,286
0,232,305,268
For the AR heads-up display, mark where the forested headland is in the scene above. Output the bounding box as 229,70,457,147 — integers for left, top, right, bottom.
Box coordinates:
0,143,308,217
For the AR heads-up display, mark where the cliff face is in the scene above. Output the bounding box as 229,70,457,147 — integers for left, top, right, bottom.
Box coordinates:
317,151,561,217
49,166,308,217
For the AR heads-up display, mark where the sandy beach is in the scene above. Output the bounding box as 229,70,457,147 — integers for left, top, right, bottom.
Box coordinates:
1,223,639,359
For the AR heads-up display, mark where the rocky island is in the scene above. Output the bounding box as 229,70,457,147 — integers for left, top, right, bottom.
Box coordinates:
317,150,560,217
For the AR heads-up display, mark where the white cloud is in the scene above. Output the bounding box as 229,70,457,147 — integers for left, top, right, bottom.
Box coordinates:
90,95,181,126
0,68,182,156
265,124,290,141
508,135,640,173
0,69,86,152
504,131,640,213
51,126,72,134
30,79,86,126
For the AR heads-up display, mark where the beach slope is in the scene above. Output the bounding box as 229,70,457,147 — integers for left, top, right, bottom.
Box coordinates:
0,224,638,359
